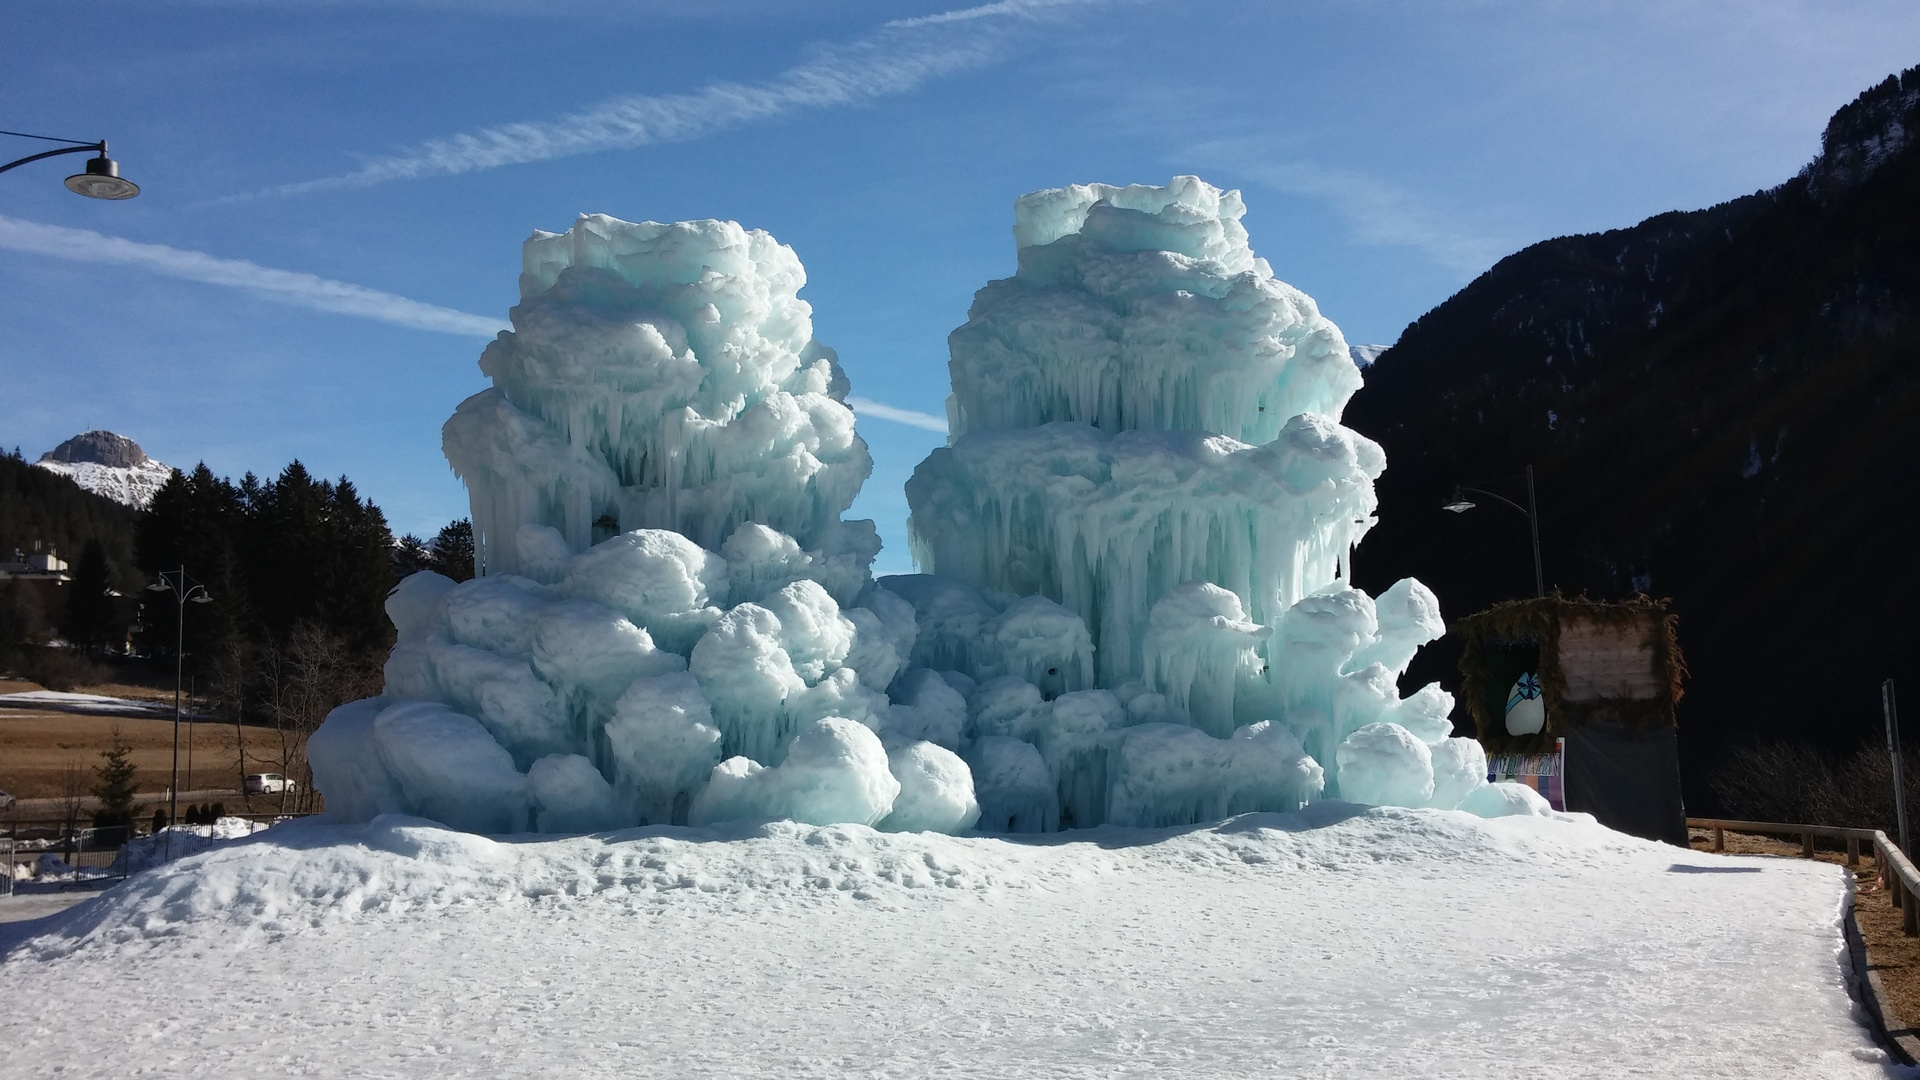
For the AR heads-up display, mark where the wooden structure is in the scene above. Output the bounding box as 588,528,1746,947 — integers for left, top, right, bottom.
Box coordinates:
1455,594,1688,843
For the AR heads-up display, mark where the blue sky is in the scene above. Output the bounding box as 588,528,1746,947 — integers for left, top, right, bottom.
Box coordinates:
4,0,1917,574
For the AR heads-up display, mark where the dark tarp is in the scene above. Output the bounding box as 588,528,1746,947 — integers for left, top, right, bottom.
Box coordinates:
1564,721,1688,845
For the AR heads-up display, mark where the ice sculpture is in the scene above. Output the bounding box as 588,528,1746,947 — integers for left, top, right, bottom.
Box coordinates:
900,177,1482,812
442,215,873,572
311,179,1524,838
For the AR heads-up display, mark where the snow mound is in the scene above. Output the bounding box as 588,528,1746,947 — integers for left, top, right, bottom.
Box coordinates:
0,809,1879,1079
13,804,1618,957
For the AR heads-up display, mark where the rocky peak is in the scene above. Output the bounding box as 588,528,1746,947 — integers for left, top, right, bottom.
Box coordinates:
39,430,151,470
1805,65,1920,200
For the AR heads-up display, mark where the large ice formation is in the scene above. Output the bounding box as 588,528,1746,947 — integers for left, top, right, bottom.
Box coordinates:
312,178,1508,837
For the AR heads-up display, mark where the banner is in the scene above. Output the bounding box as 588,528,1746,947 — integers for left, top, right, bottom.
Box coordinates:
1486,738,1565,811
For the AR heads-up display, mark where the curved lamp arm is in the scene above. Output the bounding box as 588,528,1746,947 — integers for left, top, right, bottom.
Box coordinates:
1444,464,1546,598
1454,484,1532,519
1,134,138,199
0,141,106,176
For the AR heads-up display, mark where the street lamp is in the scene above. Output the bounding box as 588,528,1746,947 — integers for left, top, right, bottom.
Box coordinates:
1443,464,1546,598
1,130,140,199
149,567,211,860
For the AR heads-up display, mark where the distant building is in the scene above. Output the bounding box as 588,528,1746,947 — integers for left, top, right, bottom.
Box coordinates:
0,545,71,582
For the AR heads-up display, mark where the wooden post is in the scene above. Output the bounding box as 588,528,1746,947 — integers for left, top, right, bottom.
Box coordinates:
1714,826,1725,852
1906,887,1918,937
1849,836,1861,866
1803,831,1816,858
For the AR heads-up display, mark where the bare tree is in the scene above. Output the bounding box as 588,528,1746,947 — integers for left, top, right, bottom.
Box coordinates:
263,622,381,814
1712,738,1920,833
56,760,86,862
207,635,253,801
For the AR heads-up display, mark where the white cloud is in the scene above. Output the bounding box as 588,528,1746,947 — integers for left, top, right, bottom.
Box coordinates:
1185,139,1515,279
846,396,948,433
246,0,1105,199
1248,161,1512,278
0,215,508,338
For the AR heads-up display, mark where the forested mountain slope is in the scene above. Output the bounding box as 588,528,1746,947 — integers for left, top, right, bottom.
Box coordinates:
1347,67,1920,807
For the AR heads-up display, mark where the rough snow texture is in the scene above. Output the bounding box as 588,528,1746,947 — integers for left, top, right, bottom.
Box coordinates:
312,187,1484,839
0,811,1889,1079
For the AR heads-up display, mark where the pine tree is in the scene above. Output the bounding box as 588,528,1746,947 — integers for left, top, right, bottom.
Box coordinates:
394,534,432,577
61,539,120,656
136,464,243,669
0,580,49,661
91,727,138,831
429,518,476,582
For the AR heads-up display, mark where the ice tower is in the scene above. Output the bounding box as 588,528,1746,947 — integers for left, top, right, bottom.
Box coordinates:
442,215,876,575
309,186,1537,839
897,177,1482,810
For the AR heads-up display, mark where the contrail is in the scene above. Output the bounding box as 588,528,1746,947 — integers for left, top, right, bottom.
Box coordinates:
243,0,1103,199
0,215,508,338
846,396,949,433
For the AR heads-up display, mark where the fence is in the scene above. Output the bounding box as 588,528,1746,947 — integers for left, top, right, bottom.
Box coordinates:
1,822,134,893
3,813,301,894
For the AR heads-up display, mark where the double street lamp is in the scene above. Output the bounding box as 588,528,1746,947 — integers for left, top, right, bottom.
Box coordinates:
146,568,212,861
1,129,140,199
1443,464,1546,598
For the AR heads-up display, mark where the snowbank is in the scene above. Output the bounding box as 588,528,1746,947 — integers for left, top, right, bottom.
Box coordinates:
0,810,1886,1078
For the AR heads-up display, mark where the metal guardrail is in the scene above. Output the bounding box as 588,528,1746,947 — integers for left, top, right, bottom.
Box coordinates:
1688,816,1920,936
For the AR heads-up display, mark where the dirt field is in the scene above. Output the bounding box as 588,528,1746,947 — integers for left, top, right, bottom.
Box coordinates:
0,676,298,803
1687,826,1920,1039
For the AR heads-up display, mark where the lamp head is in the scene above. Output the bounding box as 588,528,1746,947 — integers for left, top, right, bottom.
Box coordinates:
65,152,139,200
1441,490,1476,514
103,588,123,597
190,593,213,604
146,581,170,592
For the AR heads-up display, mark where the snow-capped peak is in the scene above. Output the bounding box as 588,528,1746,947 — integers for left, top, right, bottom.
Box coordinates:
1350,343,1391,369
33,430,175,509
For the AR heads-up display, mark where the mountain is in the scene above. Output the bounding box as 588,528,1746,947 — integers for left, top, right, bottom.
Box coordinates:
1348,343,1390,369
34,431,175,509
1345,66,1920,810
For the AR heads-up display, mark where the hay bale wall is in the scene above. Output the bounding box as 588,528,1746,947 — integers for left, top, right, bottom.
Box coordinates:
1456,594,1685,756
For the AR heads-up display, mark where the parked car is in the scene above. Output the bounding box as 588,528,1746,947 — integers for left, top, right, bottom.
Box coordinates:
0,789,14,813
244,773,295,795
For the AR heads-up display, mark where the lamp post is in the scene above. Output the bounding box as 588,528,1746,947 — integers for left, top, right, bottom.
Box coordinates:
1,130,140,199
1443,464,1546,598
147,568,211,861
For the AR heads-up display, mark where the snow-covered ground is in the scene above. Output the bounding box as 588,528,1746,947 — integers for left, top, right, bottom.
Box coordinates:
0,807,1896,1078
0,690,172,715
0,690,219,722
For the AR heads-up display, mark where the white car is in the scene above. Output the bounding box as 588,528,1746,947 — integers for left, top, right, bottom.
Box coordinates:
244,773,295,795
